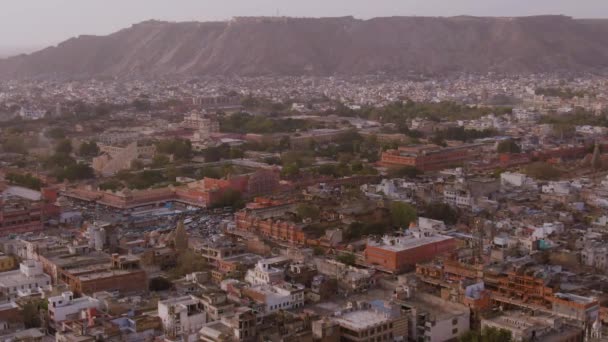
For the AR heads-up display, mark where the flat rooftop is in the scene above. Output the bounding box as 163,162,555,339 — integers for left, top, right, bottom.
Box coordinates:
0,270,49,288
368,234,453,252
335,310,390,330
399,293,468,321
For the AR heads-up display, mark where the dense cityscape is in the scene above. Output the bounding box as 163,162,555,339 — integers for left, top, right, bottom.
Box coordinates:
2,3,608,342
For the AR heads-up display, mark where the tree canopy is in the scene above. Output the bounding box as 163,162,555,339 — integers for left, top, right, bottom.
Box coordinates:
497,140,521,154
390,202,417,228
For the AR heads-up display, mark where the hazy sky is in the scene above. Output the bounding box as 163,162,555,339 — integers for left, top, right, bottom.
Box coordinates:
3,0,608,50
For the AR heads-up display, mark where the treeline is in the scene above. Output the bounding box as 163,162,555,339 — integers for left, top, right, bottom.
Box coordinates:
220,112,319,134
333,100,512,124
5,173,43,190
539,108,608,127
435,127,498,142
535,87,589,99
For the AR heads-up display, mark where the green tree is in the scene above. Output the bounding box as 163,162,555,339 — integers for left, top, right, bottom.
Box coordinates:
61,163,94,181
169,250,209,279
390,202,417,227
149,277,173,291
99,179,123,191
422,202,459,225
388,166,421,178
214,189,244,209
55,139,73,155
523,162,562,180
296,204,320,220
78,141,100,157
2,136,27,154
46,127,66,140
281,163,300,178
336,252,356,266
22,300,45,328
151,154,171,168
497,140,521,154
6,173,42,190
459,326,512,342
156,139,192,161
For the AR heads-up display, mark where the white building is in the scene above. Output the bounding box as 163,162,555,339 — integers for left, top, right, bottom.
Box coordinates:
0,260,52,299
48,292,100,327
158,295,207,339
418,217,446,231
501,172,537,189
443,187,473,209
244,257,285,286
399,293,470,342
247,283,305,316
19,108,46,120
541,181,572,195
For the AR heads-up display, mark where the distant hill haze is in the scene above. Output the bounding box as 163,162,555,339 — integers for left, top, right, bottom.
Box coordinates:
2,15,608,79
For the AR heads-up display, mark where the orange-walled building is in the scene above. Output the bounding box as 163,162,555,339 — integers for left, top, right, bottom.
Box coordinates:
380,145,479,172
365,233,456,273
235,211,306,245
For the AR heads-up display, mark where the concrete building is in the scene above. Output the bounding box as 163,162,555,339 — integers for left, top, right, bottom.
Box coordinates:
199,307,256,342
333,301,408,342
481,311,584,342
158,295,207,339
58,254,147,295
397,292,470,342
0,260,52,299
19,107,46,120
48,291,100,328
244,257,286,286
243,283,305,316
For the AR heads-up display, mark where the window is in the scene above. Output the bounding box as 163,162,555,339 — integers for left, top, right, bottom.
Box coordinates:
452,318,458,325
452,328,458,335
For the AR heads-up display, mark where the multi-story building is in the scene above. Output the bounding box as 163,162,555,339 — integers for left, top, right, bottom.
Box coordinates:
182,111,220,133
380,144,482,172
0,196,42,236
364,227,456,273
481,311,584,342
244,257,287,286
158,295,207,339
19,107,46,120
333,301,408,342
243,283,305,316
197,239,247,265
48,291,100,329
199,307,257,342
58,254,147,295
0,260,52,299
396,292,470,342
235,211,306,245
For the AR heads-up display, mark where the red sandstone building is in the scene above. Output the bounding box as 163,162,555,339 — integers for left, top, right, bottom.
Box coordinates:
0,186,60,236
380,144,481,172
365,230,456,273
64,170,279,210
235,211,306,245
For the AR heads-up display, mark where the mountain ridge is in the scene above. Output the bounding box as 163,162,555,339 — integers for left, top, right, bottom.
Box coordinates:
2,15,608,79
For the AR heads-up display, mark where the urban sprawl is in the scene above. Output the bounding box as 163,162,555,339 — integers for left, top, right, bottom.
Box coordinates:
0,74,608,341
